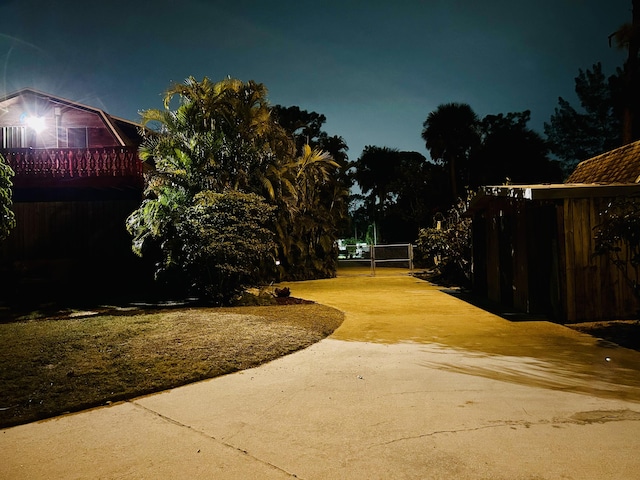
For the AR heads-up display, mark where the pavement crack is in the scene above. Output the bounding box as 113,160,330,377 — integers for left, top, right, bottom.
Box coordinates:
372,409,640,447
131,401,302,478
372,423,516,447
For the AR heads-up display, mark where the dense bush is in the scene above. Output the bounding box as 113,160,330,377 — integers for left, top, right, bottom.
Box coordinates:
177,191,277,304
415,193,473,287
128,77,346,303
0,154,15,242
594,196,640,310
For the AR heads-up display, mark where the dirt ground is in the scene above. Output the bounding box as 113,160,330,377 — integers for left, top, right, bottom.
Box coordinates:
567,320,640,352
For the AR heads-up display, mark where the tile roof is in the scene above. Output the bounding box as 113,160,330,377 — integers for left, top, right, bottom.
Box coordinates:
565,140,640,184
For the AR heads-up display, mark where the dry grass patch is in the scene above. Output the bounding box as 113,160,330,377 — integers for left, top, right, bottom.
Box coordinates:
0,304,343,428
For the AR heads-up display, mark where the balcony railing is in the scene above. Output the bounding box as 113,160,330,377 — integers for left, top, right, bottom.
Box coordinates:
2,147,145,192
3,147,143,179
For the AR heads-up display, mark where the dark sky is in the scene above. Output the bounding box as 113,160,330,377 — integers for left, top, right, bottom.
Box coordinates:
0,0,629,161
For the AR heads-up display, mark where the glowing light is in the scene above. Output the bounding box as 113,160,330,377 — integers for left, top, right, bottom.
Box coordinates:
25,115,46,133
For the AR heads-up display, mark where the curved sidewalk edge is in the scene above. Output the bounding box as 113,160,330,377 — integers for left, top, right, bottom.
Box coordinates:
2,270,640,479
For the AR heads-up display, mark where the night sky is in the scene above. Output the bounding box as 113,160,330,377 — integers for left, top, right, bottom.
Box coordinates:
0,0,629,162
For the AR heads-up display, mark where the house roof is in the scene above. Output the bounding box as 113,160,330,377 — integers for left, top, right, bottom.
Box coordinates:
467,183,640,214
565,139,640,184
0,88,144,147
467,141,640,214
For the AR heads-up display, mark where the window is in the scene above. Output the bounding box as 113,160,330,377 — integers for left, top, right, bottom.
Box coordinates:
67,128,88,148
1,126,26,148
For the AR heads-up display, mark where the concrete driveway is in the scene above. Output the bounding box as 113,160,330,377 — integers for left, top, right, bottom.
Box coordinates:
3,268,640,479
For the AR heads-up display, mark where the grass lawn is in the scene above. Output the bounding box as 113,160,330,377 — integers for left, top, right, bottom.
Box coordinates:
0,303,344,428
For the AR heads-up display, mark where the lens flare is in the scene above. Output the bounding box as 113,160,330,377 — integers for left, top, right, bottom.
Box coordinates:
25,115,46,133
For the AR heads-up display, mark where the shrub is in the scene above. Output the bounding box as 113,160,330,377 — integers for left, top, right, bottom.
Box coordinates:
594,196,640,312
175,190,277,304
415,193,473,287
0,154,15,242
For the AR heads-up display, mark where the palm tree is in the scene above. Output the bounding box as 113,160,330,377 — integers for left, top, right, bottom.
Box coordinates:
142,76,294,194
353,146,398,207
129,76,295,293
130,76,347,285
318,134,350,182
421,103,480,201
269,144,347,278
352,146,402,244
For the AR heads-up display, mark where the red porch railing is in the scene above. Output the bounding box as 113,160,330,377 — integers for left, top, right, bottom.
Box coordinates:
2,147,143,180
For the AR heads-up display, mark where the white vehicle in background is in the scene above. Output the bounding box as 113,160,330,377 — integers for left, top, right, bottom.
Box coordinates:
337,239,349,259
337,240,370,259
353,242,370,259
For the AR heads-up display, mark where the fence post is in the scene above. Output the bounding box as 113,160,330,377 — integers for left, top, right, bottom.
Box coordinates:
409,243,414,271
370,244,376,277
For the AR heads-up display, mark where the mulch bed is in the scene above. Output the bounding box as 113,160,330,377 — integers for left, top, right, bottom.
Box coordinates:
275,296,314,305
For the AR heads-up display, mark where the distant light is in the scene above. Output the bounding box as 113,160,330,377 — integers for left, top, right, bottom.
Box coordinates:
25,115,46,133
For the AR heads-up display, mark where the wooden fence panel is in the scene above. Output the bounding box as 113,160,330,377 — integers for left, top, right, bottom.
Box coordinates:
512,203,529,312
562,197,640,322
0,199,150,302
485,207,501,304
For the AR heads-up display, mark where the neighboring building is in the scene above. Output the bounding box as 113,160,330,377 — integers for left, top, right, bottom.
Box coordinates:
468,140,640,323
0,88,150,304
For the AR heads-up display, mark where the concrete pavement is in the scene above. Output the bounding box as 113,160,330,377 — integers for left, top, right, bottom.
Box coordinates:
3,268,640,479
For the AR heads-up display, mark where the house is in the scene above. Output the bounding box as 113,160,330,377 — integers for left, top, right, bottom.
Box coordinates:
0,88,150,304
468,140,640,323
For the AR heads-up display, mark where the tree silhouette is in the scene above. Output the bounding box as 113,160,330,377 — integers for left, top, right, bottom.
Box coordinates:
610,0,640,143
352,147,443,243
422,103,480,201
270,105,351,275
475,111,563,185
545,63,621,172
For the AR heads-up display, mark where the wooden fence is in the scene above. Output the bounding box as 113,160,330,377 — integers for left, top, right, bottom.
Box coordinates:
560,197,640,322
0,199,152,303
472,196,640,323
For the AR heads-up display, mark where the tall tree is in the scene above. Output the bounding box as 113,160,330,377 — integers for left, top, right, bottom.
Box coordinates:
610,0,640,143
352,146,398,209
128,76,289,300
352,146,400,243
474,111,563,185
422,103,480,201
271,105,352,267
352,147,442,242
128,76,345,299
272,105,326,153
385,151,446,242
272,144,346,279
544,63,621,172
272,105,351,185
